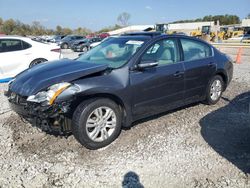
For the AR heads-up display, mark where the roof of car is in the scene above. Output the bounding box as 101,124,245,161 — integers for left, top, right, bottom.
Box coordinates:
120,32,192,40
0,35,29,39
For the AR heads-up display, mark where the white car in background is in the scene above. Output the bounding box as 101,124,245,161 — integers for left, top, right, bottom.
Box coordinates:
0,36,62,82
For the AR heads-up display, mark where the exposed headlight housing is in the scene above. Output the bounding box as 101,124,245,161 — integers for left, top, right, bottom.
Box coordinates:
27,82,71,105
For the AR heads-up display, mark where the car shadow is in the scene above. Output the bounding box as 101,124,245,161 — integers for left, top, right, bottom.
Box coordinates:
199,91,250,174
122,171,144,188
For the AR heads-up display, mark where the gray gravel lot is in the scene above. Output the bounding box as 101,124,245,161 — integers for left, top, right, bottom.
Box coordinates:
0,47,250,187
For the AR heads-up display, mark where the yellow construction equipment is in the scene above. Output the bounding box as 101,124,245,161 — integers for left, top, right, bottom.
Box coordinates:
190,25,217,42
190,28,202,37
151,22,250,42
222,26,250,39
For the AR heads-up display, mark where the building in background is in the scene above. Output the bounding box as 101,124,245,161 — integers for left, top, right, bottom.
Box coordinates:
108,25,154,35
242,19,250,27
168,21,215,34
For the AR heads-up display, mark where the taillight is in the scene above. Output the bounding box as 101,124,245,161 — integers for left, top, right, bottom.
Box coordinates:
51,48,61,53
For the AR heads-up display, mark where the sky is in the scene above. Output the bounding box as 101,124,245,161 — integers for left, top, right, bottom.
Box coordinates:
0,0,249,31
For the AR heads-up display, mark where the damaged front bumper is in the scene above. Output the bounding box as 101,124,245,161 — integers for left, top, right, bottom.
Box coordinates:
5,91,73,135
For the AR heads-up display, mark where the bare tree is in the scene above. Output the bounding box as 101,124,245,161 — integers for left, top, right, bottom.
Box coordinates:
247,13,250,19
117,12,131,26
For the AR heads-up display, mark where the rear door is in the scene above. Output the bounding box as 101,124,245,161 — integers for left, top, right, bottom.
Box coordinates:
179,38,216,102
130,38,185,118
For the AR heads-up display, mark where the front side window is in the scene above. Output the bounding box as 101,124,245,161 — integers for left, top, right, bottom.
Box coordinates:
180,39,212,61
0,39,22,53
141,38,180,66
78,37,146,68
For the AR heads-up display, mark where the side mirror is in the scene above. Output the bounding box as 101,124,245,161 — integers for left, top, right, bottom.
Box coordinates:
137,60,158,70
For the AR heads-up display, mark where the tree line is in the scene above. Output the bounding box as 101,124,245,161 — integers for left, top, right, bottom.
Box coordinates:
171,14,240,25
0,12,131,36
0,18,93,36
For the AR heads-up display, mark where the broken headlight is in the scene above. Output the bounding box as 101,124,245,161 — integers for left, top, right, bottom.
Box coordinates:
27,82,71,105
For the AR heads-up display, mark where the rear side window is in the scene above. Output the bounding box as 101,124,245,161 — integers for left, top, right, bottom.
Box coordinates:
0,39,22,52
180,39,212,61
22,40,31,50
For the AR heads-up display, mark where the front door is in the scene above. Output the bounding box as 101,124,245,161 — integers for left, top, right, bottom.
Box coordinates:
130,38,185,118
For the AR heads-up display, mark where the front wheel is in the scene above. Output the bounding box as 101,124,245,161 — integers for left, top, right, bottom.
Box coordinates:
72,98,122,150
205,75,224,105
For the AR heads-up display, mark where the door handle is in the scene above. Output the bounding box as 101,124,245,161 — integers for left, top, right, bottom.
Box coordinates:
174,71,184,77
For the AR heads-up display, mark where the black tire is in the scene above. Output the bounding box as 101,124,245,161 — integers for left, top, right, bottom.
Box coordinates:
72,98,122,150
29,58,47,67
205,75,224,105
61,43,68,49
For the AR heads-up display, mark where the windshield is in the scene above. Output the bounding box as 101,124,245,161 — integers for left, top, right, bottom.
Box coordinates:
77,37,145,68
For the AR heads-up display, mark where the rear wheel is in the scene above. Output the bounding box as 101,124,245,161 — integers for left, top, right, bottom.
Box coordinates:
72,98,122,150
205,75,224,105
29,58,47,67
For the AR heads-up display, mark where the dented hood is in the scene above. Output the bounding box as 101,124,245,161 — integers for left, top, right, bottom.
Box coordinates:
9,59,108,96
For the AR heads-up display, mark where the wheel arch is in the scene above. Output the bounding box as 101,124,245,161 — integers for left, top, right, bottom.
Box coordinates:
29,58,48,67
71,93,131,127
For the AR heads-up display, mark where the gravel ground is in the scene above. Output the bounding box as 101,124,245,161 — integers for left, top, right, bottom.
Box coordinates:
0,47,250,187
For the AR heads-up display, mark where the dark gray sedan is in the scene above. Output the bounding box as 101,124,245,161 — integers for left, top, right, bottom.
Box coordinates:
5,32,233,149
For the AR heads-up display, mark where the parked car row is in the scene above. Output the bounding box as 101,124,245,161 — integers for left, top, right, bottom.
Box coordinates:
58,34,109,50
58,35,85,49
31,33,110,51
70,37,103,52
32,35,65,43
48,35,66,43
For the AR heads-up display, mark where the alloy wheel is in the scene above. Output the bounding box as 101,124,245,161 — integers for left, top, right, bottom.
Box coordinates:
86,106,117,142
210,79,222,101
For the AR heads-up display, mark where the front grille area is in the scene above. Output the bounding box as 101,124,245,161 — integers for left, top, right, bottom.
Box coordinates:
6,91,72,134
7,92,31,117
